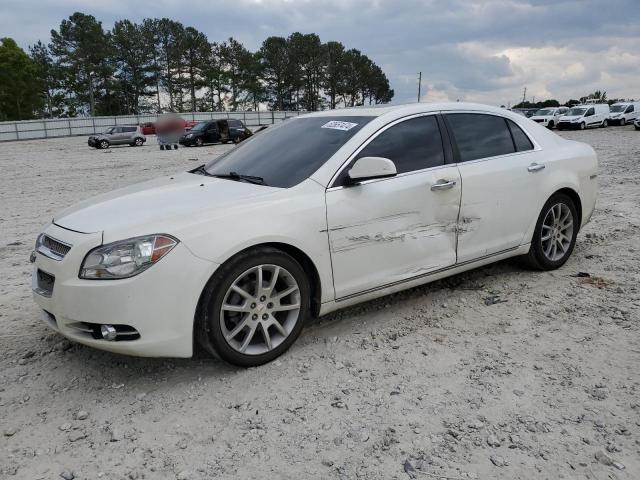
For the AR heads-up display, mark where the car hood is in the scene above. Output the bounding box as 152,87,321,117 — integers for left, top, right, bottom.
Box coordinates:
531,115,551,120
53,172,282,239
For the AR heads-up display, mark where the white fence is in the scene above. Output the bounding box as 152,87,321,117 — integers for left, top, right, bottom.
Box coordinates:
0,111,302,142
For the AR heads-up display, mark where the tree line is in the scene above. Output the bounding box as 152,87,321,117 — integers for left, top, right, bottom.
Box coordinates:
0,12,394,121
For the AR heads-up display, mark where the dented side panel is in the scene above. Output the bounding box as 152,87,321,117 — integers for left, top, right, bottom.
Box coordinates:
326,167,461,299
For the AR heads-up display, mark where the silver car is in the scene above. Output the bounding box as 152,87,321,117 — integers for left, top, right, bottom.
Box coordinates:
88,125,146,149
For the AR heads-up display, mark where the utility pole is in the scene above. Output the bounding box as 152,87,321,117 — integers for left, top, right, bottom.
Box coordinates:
417,72,422,102
522,87,527,105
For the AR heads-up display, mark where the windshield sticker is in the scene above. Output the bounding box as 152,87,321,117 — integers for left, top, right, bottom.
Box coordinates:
321,121,359,131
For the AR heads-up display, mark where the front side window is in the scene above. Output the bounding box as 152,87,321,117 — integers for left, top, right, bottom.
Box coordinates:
354,115,445,175
445,113,515,162
586,108,595,116
627,105,634,113
204,116,374,188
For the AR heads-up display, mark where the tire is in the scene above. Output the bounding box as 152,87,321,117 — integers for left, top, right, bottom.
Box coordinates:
580,122,586,130
522,193,578,270
620,119,626,126
233,136,241,144
160,145,165,150
173,144,178,150
134,137,144,146
601,119,608,128
548,121,554,129
195,137,203,147
195,247,310,367
99,140,109,149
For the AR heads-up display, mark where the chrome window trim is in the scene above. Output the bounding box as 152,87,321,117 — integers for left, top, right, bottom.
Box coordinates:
327,110,541,190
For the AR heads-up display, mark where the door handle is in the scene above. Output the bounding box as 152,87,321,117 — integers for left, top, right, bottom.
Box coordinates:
527,163,545,173
430,180,457,191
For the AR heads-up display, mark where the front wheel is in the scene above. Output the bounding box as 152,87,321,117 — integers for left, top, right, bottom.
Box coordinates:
580,122,586,130
195,137,203,147
523,193,578,270
548,121,554,129
196,248,310,367
620,118,626,126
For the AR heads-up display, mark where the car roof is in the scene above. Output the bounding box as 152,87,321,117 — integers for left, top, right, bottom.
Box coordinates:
298,102,517,119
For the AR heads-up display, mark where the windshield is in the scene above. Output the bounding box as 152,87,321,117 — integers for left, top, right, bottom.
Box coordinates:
190,122,207,131
103,127,115,134
535,108,555,116
610,105,626,112
204,116,374,188
567,108,586,116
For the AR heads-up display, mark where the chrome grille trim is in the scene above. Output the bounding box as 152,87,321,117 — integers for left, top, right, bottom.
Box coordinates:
37,235,72,261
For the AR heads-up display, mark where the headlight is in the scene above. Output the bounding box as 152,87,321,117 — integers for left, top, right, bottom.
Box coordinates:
79,234,178,279
186,133,193,138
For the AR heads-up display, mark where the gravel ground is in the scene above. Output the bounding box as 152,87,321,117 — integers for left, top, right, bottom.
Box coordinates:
1,127,639,480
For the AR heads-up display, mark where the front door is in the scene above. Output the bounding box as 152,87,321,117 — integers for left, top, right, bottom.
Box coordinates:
325,114,461,299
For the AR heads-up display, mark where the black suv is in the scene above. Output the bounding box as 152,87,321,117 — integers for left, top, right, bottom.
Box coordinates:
179,119,252,147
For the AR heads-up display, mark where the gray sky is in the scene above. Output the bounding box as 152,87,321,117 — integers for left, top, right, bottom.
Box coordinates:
2,0,638,106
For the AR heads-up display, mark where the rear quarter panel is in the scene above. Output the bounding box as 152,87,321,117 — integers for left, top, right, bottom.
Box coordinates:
522,139,598,243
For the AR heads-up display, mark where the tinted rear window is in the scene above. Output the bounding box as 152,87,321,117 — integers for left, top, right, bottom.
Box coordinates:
204,116,374,188
446,113,515,162
507,119,534,152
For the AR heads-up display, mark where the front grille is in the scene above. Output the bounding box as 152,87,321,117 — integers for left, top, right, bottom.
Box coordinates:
36,269,55,297
39,235,71,260
533,119,544,123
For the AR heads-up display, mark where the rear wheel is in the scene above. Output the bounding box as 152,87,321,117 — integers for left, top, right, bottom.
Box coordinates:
601,119,608,128
523,193,578,270
134,137,144,146
196,248,310,367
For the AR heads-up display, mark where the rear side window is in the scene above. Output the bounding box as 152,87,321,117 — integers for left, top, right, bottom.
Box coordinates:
229,120,242,127
446,113,515,162
507,119,534,152
123,127,136,133
355,115,445,175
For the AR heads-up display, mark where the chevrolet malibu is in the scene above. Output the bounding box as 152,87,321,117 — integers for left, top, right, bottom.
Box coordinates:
31,103,598,367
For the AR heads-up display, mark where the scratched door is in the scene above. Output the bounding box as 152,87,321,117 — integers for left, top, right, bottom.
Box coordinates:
326,165,461,300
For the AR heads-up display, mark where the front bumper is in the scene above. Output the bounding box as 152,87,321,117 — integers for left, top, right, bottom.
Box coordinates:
178,136,196,146
557,121,580,130
31,223,218,357
88,137,98,147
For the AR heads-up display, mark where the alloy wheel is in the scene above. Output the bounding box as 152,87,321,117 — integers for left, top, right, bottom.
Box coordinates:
541,203,574,262
220,264,301,355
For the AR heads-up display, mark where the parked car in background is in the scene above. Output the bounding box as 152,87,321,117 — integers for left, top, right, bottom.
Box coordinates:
557,104,610,130
530,107,569,129
609,102,639,126
140,122,155,135
32,102,597,366
179,119,252,146
88,126,146,149
634,117,640,131
140,119,198,136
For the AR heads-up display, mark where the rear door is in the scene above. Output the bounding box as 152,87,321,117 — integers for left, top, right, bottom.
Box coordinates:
326,114,461,299
444,112,545,262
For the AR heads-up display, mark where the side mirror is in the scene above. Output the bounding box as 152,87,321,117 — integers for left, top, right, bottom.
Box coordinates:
346,156,397,185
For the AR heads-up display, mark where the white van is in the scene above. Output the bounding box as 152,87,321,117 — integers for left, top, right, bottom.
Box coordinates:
609,102,639,126
557,104,610,130
530,106,569,129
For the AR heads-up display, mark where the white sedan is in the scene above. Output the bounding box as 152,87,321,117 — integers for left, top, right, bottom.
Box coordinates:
31,103,598,366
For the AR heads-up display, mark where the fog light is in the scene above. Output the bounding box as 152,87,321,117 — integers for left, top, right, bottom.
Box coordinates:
100,324,117,341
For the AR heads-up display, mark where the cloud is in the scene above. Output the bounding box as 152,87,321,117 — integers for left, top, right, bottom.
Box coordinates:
1,0,638,106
